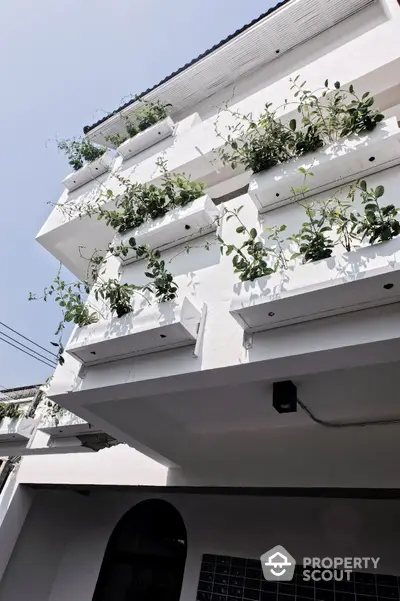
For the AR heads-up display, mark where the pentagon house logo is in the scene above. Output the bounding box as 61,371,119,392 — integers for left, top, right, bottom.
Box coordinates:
261,545,296,581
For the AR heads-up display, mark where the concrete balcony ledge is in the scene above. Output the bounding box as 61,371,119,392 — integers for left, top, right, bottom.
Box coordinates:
249,117,400,212
66,296,203,366
117,195,220,264
230,236,400,333
116,117,175,159
0,417,36,442
62,150,115,192
38,411,96,438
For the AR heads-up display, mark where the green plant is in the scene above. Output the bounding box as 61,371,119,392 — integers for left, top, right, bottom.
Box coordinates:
289,77,384,142
110,238,179,303
43,400,66,426
217,104,296,173
105,99,171,146
94,279,138,318
0,402,23,421
216,78,383,175
57,138,106,171
29,270,100,365
98,160,206,233
289,170,334,263
140,246,178,302
218,207,288,281
352,181,400,244
327,190,360,252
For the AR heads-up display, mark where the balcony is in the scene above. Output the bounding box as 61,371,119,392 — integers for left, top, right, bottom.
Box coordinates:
0,417,35,443
249,117,400,212
38,411,97,438
116,117,175,159
62,150,115,192
66,296,204,366
230,237,400,333
117,195,219,264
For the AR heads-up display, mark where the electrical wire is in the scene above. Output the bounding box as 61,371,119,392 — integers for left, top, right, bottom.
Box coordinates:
298,398,400,428
0,336,57,369
0,331,57,366
0,320,57,359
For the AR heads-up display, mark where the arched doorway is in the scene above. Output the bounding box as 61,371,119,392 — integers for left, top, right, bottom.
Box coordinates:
93,499,187,601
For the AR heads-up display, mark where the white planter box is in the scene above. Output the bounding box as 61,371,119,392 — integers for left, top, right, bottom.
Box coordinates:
66,296,202,366
249,117,400,212
230,237,400,333
39,412,95,438
117,195,219,264
0,417,35,442
62,150,114,192
117,117,175,159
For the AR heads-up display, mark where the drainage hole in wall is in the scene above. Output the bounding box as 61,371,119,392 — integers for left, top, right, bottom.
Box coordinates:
268,312,275,317
275,193,280,197
90,351,97,355
275,49,280,54
369,156,376,162
95,167,98,171
185,224,191,230
160,334,167,338
383,283,394,290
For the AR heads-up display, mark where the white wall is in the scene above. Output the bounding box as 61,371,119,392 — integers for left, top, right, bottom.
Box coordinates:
2,489,400,601
17,442,167,486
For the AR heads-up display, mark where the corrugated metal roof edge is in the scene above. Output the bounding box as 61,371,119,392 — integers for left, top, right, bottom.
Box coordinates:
83,0,290,134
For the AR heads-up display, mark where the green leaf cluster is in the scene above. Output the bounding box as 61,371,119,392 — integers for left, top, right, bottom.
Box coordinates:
217,78,384,175
105,99,171,147
57,138,106,171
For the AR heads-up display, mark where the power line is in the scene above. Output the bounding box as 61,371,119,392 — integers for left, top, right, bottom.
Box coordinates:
0,331,57,366
0,321,57,359
0,336,57,369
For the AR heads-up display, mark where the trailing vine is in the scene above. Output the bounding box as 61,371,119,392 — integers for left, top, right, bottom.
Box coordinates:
30,235,179,365
218,207,289,281
57,138,106,171
109,238,179,303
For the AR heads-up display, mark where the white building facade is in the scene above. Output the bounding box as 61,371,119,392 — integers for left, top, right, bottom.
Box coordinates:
2,0,400,598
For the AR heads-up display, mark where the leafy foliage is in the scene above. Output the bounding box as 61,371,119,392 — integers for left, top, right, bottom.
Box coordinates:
0,402,23,421
105,99,171,147
217,104,296,173
216,78,384,174
29,269,100,365
94,279,138,318
98,160,206,233
290,78,384,142
110,238,179,303
43,400,66,426
57,138,106,171
289,170,334,263
352,181,400,244
219,207,288,281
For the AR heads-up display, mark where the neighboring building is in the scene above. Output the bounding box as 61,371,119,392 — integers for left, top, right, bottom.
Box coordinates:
2,0,400,599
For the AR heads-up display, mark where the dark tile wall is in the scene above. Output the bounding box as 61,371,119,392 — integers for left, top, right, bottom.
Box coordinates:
196,554,400,601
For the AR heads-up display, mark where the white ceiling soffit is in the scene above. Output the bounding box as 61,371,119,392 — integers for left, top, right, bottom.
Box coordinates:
86,0,375,145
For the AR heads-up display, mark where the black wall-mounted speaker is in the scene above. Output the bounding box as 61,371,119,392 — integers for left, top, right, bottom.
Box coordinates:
272,380,298,413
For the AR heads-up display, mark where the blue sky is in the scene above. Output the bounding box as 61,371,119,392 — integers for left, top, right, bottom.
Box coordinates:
0,0,275,388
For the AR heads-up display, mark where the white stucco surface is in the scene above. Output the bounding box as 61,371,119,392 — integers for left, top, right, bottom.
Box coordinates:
17,443,167,486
